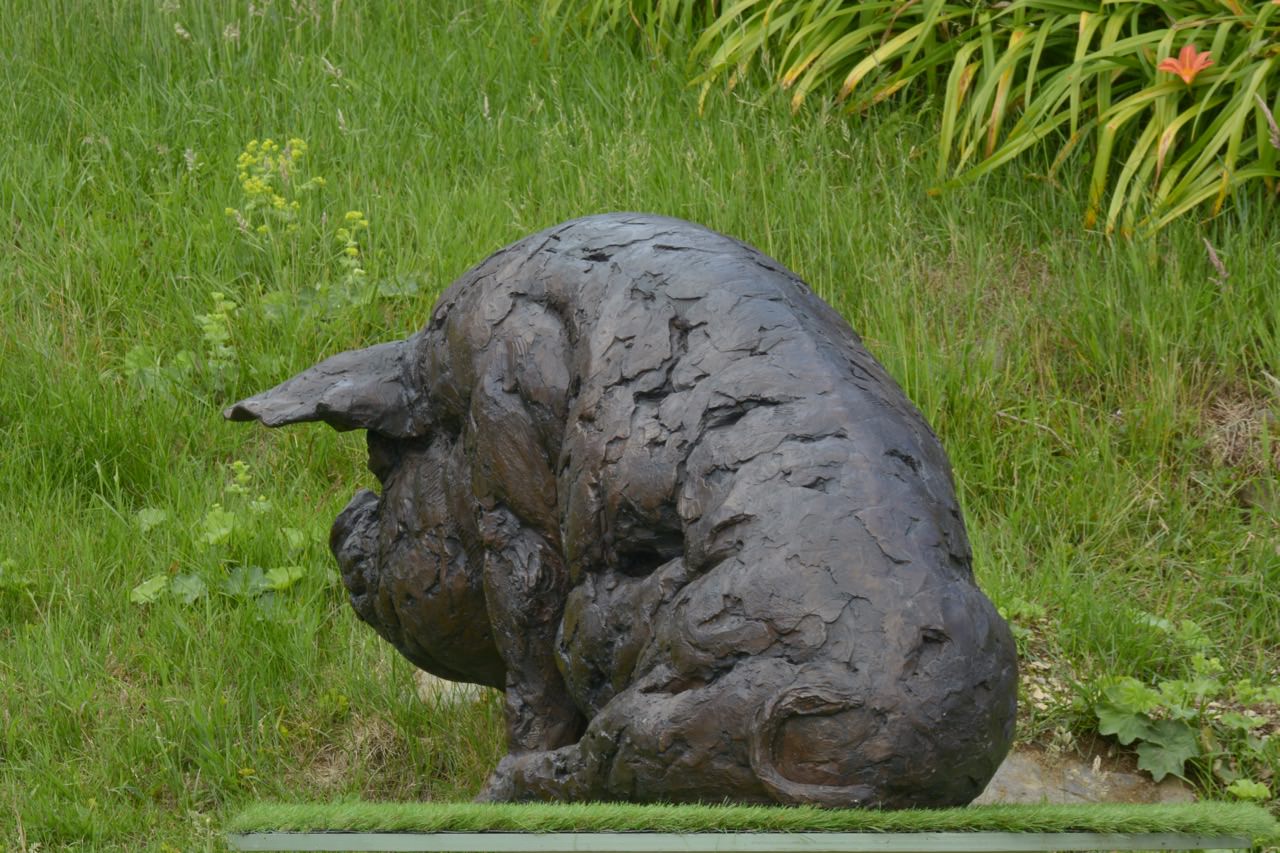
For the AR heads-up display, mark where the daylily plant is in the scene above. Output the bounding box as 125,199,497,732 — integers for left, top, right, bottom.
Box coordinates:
1157,44,1214,85
572,0,1280,233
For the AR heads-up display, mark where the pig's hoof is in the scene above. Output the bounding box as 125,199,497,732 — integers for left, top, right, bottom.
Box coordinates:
475,757,518,802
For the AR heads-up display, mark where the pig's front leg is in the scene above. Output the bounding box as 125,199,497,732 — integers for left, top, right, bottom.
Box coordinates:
479,507,583,758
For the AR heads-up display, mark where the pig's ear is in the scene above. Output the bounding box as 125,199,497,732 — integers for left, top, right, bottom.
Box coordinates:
224,340,426,437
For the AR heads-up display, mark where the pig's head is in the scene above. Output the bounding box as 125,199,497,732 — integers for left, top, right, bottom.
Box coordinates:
224,340,424,590
224,338,506,686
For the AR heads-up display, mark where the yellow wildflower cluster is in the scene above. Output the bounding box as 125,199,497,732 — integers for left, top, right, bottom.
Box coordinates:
225,137,323,237
224,138,375,308
335,209,369,285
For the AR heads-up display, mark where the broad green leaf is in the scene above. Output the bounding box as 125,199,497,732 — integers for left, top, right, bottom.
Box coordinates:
253,591,282,621
1135,721,1198,782
1226,779,1272,801
265,566,305,591
281,527,308,553
1103,677,1162,714
221,565,269,599
122,344,158,378
201,504,237,546
1231,678,1262,704
1219,711,1263,731
1173,619,1211,651
1001,597,1047,621
1136,611,1173,632
130,574,169,605
1189,676,1225,700
1136,740,1195,782
1156,680,1197,719
1095,703,1157,745
135,507,168,533
1144,718,1198,750
170,574,208,605
121,345,173,393
374,275,422,299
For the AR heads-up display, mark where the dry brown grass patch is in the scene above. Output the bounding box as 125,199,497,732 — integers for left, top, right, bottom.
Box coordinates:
1203,390,1279,477
918,243,1053,307
293,713,417,797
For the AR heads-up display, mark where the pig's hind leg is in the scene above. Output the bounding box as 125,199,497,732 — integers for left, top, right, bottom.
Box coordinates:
476,657,802,805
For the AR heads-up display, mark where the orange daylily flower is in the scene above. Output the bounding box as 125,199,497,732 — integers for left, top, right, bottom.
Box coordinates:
1157,44,1214,85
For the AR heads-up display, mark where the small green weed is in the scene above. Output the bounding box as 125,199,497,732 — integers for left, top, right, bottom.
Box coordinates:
119,344,194,400
195,291,239,393
998,596,1048,651
1094,649,1279,797
328,209,371,303
119,291,238,397
0,558,30,595
129,459,320,611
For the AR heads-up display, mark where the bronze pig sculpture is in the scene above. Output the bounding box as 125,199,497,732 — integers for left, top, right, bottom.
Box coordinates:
226,213,1017,808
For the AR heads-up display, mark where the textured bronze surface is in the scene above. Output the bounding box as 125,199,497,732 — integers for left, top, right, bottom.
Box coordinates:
226,213,1017,808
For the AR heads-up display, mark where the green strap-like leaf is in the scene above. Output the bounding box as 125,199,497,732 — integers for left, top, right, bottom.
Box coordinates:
1143,165,1279,233
1104,113,1160,233
837,20,934,101
937,40,984,178
1071,10,1106,135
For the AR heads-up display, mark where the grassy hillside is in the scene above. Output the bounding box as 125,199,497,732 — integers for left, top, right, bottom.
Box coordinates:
1,0,1276,848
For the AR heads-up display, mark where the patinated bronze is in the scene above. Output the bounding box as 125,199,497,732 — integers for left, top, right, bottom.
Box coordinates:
226,213,1017,808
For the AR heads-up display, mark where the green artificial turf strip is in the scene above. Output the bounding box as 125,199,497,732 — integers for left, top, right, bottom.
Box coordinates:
227,801,1277,839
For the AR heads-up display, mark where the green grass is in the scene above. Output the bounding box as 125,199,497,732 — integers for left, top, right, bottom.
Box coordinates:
1,0,1277,849
226,800,1277,837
